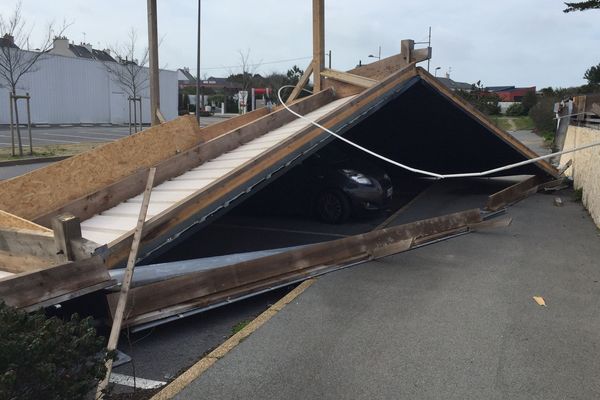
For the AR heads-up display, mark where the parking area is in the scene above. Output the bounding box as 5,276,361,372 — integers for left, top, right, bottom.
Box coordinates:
0,116,230,148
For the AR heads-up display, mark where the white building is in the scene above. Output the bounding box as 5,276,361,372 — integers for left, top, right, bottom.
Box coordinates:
0,45,177,125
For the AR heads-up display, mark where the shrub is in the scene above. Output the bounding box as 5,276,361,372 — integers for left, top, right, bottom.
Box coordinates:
521,91,538,113
0,302,111,400
528,96,557,137
506,103,526,116
456,90,501,115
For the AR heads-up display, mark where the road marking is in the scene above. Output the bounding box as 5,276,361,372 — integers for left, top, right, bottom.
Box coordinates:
110,373,166,389
0,134,80,144
37,132,118,141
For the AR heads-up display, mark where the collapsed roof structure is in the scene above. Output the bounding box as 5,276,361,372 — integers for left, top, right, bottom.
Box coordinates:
0,2,556,327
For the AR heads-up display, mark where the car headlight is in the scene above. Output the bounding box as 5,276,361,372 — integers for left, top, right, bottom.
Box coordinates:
341,169,373,185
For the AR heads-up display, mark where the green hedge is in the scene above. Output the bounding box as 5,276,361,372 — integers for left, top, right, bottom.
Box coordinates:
0,302,112,400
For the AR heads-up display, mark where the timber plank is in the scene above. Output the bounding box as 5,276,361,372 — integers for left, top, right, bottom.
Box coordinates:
0,256,112,309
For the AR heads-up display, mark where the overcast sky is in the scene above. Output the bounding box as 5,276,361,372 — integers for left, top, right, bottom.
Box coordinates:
2,0,599,88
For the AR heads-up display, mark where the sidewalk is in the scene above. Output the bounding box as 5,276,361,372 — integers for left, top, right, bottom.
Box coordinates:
171,189,600,399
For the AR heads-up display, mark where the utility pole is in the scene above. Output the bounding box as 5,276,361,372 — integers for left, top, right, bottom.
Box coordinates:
427,26,431,72
147,0,160,126
312,0,324,92
196,0,201,124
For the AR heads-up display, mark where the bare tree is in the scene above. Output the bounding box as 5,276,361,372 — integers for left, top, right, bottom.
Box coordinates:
104,28,149,100
103,28,149,132
0,1,67,155
228,49,262,91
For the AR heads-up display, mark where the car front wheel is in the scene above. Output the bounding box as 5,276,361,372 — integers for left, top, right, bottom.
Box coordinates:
315,190,351,224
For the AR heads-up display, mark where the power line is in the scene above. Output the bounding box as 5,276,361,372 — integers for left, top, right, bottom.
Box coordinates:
200,56,311,71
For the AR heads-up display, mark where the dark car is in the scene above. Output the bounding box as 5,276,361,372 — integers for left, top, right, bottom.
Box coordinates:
248,144,393,223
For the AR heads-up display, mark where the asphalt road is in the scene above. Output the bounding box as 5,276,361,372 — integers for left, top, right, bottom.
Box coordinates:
0,116,230,148
175,189,600,400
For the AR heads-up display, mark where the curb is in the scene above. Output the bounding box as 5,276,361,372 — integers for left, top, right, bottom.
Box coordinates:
0,155,70,167
150,278,317,400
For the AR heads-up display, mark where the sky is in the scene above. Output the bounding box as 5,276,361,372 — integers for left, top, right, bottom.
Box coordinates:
1,0,599,89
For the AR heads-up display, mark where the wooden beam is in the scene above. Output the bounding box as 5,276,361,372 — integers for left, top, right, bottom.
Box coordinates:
312,0,324,92
52,214,83,262
97,168,156,397
320,68,378,88
107,209,483,327
0,256,113,310
0,227,57,261
287,61,314,104
147,0,160,126
34,89,335,230
485,175,545,211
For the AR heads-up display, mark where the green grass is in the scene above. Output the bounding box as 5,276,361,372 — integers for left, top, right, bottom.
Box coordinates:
490,116,534,132
231,320,250,335
0,142,104,162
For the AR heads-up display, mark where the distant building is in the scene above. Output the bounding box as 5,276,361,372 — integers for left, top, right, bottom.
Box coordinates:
485,86,536,102
436,76,472,91
177,67,196,88
0,34,18,49
48,36,115,62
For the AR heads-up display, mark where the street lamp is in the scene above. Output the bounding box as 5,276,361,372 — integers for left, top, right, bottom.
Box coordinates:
434,67,441,77
368,45,381,61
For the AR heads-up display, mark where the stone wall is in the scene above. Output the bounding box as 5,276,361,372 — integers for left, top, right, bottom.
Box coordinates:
560,125,600,227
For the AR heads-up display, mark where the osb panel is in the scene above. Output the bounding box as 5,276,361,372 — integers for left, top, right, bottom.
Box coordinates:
0,115,201,221
0,210,50,232
561,125,600,228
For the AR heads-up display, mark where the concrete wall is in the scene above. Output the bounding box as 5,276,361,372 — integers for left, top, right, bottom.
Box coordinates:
0,51,177,124
560,125,600,227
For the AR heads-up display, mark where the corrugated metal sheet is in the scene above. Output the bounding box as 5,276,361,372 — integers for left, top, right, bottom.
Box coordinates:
0,51,177,124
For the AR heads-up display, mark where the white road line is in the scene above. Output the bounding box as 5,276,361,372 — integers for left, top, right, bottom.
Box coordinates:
0,134,80,144
109,373,166,389
37,132,117,141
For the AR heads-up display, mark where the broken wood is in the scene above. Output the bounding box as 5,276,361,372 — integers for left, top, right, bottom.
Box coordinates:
287,62,314,104
485,175,544,211
97,167,156,397
107,209,484,328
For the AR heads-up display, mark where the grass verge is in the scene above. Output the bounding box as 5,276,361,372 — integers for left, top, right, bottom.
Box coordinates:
0,142,104,162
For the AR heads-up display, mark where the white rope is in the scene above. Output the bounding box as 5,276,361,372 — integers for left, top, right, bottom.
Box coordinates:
277,85,600,179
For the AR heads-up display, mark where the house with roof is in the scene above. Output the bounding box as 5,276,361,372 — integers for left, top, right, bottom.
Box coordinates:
48,36,116,62
436,75,473,92
485,86,536,102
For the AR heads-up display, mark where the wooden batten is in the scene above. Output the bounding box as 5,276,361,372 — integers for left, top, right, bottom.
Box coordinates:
321,69,378,88
0,256,113,310
287,62,314,104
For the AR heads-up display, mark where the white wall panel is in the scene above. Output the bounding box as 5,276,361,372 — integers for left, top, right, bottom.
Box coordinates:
0,52,177,125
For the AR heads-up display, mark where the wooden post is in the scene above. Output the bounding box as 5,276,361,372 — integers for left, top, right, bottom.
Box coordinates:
9,93,14,156
26,93,32,155
52,213,83,262
147,0,161,126
96,168,156,397
312,0,324,92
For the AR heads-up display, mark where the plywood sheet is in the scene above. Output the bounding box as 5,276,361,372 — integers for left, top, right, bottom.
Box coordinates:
0,116,202,221
0,210,51,232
